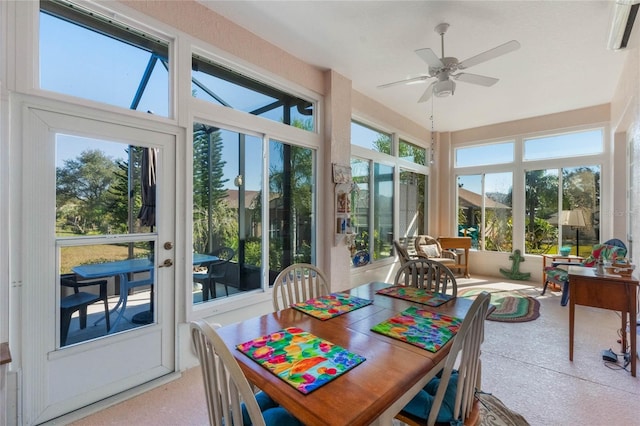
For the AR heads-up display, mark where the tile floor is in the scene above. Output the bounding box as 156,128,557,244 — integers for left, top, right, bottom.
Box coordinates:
60,276,640,426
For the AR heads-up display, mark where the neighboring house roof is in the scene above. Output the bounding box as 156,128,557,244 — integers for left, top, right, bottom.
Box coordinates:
458,187,510,209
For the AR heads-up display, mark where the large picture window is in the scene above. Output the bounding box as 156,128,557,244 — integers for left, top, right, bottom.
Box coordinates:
456,129,604,256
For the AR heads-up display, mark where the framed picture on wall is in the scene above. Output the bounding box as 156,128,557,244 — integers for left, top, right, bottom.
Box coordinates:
332,164,351,184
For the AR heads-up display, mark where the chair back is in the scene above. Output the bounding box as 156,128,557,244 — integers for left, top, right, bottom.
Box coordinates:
272,263,330,311
190,319,267,426
208,246,235,279
414,235,443,258
394,258,458,296
427,291,491,425
393,240,412,266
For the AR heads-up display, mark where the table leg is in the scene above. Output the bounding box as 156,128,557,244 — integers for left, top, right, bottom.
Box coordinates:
621,311,628,355
569,295,575,361
630,286,637,377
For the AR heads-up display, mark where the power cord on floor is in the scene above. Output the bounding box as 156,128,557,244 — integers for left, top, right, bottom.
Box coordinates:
602,348,631,372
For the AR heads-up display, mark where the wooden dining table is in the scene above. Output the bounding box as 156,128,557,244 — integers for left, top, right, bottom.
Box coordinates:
215,281,474,426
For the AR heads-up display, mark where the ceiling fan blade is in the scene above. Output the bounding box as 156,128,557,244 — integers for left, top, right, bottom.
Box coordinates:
453,73,499,87
458,40,520,70
417,81,436,103
415,48,444,69
377,75,431,89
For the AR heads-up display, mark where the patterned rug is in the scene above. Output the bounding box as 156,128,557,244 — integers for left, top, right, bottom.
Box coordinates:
458,288,540,323
478,392,530,426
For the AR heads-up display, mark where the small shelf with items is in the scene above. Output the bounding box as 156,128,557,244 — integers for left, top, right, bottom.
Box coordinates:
332,164,355,247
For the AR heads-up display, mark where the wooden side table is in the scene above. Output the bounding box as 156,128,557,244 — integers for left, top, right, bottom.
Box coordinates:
567,266,638,376
542,254,583,287
438,237,471,278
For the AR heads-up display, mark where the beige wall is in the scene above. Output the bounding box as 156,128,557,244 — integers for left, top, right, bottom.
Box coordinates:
610,25,640,265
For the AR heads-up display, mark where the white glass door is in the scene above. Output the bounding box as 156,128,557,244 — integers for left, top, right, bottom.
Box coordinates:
20,106,176,424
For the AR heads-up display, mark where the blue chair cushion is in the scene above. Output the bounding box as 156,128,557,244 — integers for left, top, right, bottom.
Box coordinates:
402,370,459,424
242,391,302,426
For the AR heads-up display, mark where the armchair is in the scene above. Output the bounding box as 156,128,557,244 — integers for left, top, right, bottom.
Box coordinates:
543,239,627,306
414,235,457,269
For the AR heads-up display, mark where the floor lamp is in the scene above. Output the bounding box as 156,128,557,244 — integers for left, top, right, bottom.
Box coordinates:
562,209,587,255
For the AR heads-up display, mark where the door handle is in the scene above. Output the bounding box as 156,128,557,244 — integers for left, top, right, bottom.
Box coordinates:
159,259,173,268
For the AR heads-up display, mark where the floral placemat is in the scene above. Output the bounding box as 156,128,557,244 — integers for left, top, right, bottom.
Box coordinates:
376,285,454,307
237,327,366,394
371,306,462,352
291,292,373,320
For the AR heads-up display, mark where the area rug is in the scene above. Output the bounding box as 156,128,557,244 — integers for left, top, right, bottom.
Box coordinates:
457,288,540,323
477,392,530,426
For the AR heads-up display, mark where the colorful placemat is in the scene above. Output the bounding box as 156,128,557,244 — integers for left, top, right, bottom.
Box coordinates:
376,285,454,307
371,306,462,352
236,326,366,394
291,292,373,320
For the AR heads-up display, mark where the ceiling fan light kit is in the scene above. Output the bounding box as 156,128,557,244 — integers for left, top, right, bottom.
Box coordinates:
434,79,455,97
378,22,520,102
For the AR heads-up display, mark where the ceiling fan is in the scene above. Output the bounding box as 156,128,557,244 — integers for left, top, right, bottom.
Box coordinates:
378,23,520,102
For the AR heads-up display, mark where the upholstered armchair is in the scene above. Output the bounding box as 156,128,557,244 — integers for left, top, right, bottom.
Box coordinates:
414,235,457,269
543,239,627,306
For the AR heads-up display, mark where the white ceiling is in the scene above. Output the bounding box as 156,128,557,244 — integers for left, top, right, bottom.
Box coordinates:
199,1,632,132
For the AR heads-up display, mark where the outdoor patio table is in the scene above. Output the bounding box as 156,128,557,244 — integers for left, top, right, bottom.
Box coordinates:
72,253,217,332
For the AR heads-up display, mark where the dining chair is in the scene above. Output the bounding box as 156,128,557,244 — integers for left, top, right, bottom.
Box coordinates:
395,291,491,426
189,319,303,426
60,273,110,346
394,258,458,297
272,263,330,311
193,246,235,300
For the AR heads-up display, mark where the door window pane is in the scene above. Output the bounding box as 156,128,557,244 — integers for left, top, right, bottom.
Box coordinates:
58,242,155,346
56,135,153,236
56,135,158,347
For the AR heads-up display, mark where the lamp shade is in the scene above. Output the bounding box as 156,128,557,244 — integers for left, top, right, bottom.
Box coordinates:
560,209,587,228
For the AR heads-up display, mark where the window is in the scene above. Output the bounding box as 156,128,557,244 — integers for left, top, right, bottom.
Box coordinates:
457,173,513,251
524,130,603,160
399,170,427,237
192,123,316,302
455,129,604,257
40,0,170,116
350,121,429,265
525,166,600,257
455,142,514,167
351,121,392,154
399,139,426,165
192,55,315,131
